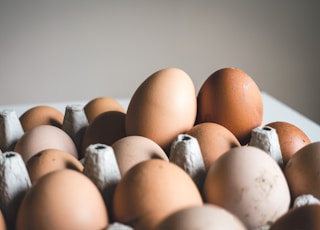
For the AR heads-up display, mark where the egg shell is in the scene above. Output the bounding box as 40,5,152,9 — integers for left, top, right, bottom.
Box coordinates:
84,97,126,123
19,105,64,131
155,204,246,230
203,146,290,229
0,211,6,230
125,67,197,154
81,111,126,157
112,135,169,176
284,141,320,201
26,148,83,183
270,204,320,230
266,121,311,165
16,169,109,230
186,122,241,170
196,67,263,145
14,125,78,162
112,159,203,230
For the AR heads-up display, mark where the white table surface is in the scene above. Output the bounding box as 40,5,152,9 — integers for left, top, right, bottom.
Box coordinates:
1,92,319,142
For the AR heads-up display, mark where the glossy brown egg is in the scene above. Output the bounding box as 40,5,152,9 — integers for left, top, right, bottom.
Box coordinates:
266,121,311,165
19,105,64,131
84,97,126,123
187,122,241,170
112,135,169,176
14,125,78,162
81,111,126,158
270,204,320,230
155,204,246,230
196,67,263,145
284,142,320,200
112,159,203,230
203,146,290,229
26,148,83,183
125,67,197,154
16,169,109,230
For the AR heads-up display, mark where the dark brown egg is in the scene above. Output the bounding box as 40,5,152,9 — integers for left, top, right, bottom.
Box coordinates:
81,111,126,158
84,97,126,123
19,105,64,131
270,204,320,230
196,67,263,145
266,121,311,165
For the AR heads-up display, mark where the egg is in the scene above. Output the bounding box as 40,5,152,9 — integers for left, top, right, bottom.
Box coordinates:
125,67,197,154
284,142,320,200
16,169,109,230
19,105,64,131
155,204,246,230
112,135,169,176
84,97,126,123
112,159,203,230
186,122,241,170
196,67,263,145
270,204,320,230
81,111,126,158
266,121,311,165
26,148,83,183
14,125,78,162
203,146,290,229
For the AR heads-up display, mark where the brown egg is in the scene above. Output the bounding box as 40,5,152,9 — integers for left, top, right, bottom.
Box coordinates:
155,204,246,230
284,142,320,200
84,97,126,123
270,204,320,230
112,159,203,230
196,67,263,145
0,210,6,230
19,105,64,131
112,135,169,176
203,146,290,229
125,67,197,154
14,125,78,162
16,169,109,230
266,121,311,165
26,148,83,183
81,111,126,158
187,122,241,170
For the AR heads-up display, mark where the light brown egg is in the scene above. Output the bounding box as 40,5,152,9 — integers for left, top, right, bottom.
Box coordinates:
155,204,246,230
26,148,83,183
270,204,320,230
16,169,109,230
196,67,263,145
19,105,64,131
0,210,6,230
266,121,311,165
84,97,126,123
14,125,78,162
112,159,203,230
112,135,169,176
203,146,290,229
186,122,241,170
125,67,197,155
284,142,320,200
81,111,126,158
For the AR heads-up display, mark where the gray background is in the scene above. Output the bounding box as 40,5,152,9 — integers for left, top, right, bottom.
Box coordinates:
1,1,320,124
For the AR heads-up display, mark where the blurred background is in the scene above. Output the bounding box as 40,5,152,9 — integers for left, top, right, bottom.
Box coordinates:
1,1,320,124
